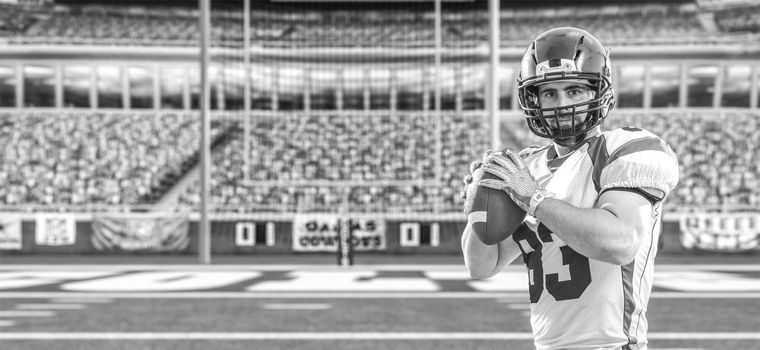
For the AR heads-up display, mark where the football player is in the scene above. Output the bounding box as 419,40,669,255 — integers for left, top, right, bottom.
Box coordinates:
461,27,679,350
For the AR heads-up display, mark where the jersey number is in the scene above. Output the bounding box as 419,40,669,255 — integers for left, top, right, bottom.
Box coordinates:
513,224,592,303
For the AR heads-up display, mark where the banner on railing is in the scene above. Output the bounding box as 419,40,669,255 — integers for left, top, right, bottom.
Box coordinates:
91,214,189,252
292,214,386,252
679,213,760,252
0,215,22,250
35,214,76,246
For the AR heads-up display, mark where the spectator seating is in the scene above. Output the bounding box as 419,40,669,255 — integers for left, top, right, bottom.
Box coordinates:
0,5,38,36
4,4,745,47
713,5,760,33
0,110,756,213
178,112,489,213
0,111,208,208
178,111,759,213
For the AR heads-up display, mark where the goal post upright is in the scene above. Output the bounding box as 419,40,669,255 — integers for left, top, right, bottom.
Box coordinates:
198,0,211,264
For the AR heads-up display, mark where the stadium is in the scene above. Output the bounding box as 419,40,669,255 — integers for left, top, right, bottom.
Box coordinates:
0,0,758,349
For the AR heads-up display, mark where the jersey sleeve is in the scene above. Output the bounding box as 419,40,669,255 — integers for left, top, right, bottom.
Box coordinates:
599,130,680,200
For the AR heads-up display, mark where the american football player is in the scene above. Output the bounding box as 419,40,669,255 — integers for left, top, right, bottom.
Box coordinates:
461,27,679,350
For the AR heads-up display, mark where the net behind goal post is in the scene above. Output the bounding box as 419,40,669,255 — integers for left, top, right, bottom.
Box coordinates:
200,0,493,262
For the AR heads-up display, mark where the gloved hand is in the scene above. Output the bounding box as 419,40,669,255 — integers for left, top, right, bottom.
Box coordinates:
478,148,544,215
459,150,492,202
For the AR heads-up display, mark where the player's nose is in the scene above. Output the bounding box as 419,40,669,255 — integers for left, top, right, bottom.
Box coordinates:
557,93,573,107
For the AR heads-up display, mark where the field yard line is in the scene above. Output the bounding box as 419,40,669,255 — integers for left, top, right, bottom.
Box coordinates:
0,264,757,272
0,291,758,299
0,332,757,340
0,310,56,317
16,303,86,310
260,303,332,310
49,298,113,303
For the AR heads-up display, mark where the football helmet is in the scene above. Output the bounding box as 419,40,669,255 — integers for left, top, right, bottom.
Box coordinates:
517,27,615,147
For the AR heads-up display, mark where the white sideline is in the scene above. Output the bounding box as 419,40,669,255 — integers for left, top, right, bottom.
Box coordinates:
0,291,758,299
0,332,756,340
0,264,757,272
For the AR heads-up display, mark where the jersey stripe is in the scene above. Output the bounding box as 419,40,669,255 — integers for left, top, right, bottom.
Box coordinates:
607,137,671,166
585,134,610,193
633,201,662,338
621,260,637,348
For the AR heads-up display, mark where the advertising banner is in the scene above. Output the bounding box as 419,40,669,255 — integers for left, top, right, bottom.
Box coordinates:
0,215,22,250
35,214,76,246
91,214,189,252
679,213,760,252
292,214,386,252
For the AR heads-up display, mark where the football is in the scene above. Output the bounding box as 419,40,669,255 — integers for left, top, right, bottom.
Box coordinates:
463,165,527,245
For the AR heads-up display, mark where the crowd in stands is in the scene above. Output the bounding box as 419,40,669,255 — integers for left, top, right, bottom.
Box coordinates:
450,10,708,46
4,4,751,47
714,5,760,33
0,5,37,36
0,110,757,213
0,111,204,209
178,113,488,213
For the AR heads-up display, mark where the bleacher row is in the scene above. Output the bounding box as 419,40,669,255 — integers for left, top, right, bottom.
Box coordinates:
3,4,759,47
0,110,757,213
0,111,222,208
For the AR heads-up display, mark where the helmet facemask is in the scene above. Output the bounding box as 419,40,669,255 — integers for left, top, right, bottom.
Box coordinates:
517,27,616,148
518,71,614,148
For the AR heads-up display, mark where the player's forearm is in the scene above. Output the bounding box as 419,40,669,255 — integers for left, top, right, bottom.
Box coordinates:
533,198,640,265
461,224,500,278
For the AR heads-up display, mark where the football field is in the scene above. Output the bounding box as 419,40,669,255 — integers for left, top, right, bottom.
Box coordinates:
0,257,758,350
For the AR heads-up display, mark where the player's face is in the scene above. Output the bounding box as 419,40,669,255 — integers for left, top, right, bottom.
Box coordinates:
537,81,595,130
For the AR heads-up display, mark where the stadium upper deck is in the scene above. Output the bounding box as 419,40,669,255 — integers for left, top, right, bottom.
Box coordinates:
1,1,758,48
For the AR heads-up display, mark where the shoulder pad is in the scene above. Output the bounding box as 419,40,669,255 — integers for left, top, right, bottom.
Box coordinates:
599,128,679,199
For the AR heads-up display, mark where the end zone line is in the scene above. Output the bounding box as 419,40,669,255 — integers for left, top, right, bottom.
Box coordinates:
0,332,757,340
0,291,758,299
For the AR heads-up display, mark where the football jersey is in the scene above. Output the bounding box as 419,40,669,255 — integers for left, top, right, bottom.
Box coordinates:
510,127,679,350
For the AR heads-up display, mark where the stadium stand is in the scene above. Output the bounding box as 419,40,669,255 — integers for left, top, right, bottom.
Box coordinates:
177,112,488,213
173,111,760,213
713,5,760,33
0,4,38,36
0,111,225,209
0,2,758,215
0,109,755,213
5,3,754,47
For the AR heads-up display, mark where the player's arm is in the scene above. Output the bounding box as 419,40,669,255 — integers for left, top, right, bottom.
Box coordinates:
461,219,521,279
532,189,655,265
479,147,677,266
459,154,521,278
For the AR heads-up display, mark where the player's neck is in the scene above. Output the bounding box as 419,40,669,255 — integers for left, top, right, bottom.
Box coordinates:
553,127,602,158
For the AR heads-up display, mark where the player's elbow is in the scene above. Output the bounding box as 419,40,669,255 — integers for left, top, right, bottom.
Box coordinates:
602,228,641,265
466,264,497,279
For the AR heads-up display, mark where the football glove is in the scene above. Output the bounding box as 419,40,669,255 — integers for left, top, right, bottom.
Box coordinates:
459,150,492,201
479,148,553,216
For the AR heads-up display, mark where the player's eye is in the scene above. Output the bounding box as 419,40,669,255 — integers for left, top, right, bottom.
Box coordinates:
541,91,556,99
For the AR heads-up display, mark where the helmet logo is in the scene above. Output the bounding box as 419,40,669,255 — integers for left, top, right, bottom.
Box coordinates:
536,58,577,77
